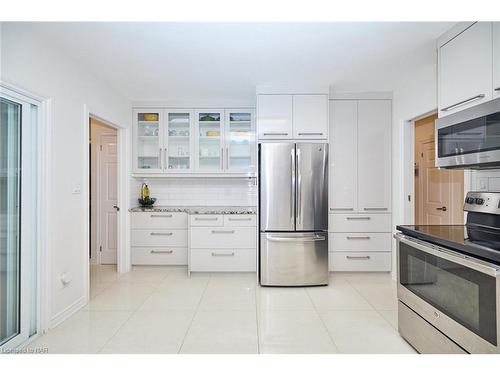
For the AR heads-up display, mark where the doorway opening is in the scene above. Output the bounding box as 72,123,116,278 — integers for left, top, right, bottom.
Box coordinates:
89,117,119,292
413,113,464,225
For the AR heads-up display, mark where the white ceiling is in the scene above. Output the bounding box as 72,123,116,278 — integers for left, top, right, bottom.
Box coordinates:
27,22,454,102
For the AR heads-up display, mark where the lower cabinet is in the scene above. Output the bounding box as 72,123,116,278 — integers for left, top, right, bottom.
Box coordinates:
189,214,257,272
131,212,188,265
328,213,392,272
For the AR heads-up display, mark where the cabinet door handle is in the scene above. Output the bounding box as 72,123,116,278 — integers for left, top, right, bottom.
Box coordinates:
346,217,371,220
220,147,223,170
150,250,173,254
495,87,500,92
211,252,235,257
298,132,323,136
346,236,371,240
330,208,354,211
346,255,371,260
263,132,288,136
164,147,167,169
226,146,229,169
228,217,252,221
150,232,173,236
363,207,388,211
194,217,218,221
442,94,485,112
211,230,235,234
151,214,172,218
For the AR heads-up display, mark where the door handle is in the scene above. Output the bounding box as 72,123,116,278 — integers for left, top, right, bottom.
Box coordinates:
150,250,173,254
495,87,500,92
164,147,167,169
346,255,371,260
436,206,447,211
441,94,485,112
267,235,326,242
290,147,295,224
113,205,120,211
296,147,301,225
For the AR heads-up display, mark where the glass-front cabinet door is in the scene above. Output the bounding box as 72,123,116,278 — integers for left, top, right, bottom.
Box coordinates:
196,111,224,172
224,110,255,173
135,110,163,172
165,111,194,172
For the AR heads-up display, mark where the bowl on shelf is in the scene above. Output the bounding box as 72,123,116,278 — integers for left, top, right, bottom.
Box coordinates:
138,197,156,207
206,131,220,137
143,113,159,122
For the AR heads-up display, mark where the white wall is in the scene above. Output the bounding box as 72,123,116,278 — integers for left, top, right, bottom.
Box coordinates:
130,178,257,207
1,23,130,327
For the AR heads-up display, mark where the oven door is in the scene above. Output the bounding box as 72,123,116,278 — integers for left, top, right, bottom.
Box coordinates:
396,234,500,353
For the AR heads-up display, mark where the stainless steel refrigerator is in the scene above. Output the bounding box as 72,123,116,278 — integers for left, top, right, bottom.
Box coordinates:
259,143,328,286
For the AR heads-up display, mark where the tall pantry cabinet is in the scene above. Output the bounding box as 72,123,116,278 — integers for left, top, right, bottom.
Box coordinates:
328,99,392,272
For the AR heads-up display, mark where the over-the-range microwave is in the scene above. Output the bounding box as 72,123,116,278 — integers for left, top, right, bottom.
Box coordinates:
436,97,500,169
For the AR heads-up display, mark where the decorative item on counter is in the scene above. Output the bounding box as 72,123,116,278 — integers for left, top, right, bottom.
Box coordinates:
138,180,156,207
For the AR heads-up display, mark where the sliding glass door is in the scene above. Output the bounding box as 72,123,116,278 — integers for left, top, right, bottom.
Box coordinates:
0,98,21,347
0,89,38,351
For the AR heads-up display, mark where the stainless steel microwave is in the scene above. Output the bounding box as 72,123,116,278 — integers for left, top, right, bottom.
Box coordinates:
436,98,500,169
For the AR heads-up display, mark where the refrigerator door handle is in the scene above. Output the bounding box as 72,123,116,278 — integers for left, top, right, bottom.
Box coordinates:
296,147,301,225
290,147,296,227
266,235,326,242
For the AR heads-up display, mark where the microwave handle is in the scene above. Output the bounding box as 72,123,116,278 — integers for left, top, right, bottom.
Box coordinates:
395,233,499,277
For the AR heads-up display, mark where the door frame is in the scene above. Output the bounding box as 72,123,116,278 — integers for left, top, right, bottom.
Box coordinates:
83,107,130,304
0,81,51,347
402,110,471,226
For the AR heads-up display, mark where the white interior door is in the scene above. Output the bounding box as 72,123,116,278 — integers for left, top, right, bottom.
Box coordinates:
99,134,118,265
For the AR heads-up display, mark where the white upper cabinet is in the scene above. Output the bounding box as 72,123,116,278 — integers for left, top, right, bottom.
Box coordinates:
165,110,194,172
439,22,493,116
329,100,357,213
293,95,328,139
357,100,392,213
224,110,256,173
195,110,224,173
494,22,500,99
257,95,293,139
134,110,163,173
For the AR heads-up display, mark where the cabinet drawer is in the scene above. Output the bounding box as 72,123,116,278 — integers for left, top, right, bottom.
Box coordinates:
328,252,391,272
131,229,187,247
131,247,187,265
189,214,223,227
329,233,392,252
328,213,391,232
131,212,187,229
190,227,256,249
223,214,256,227
190,248,256,272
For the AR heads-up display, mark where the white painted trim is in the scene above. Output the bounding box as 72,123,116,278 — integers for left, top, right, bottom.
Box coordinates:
256,85,329,95
49,296,86,329
437,22,476,48
329,91,394,100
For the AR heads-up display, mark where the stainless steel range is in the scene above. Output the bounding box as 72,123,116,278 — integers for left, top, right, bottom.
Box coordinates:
395,191,500,354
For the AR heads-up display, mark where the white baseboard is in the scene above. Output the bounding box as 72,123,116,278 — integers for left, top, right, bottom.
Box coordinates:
49,295,87,329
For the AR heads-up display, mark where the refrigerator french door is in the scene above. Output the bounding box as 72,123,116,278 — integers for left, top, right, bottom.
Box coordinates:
259,143,328,286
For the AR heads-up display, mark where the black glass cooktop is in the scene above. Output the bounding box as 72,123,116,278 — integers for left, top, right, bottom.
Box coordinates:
396,224,500,265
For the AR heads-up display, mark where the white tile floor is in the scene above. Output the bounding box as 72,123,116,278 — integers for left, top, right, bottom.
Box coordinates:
28,265,416,354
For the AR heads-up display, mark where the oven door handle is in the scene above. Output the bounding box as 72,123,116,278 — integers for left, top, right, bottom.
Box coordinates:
395,233,500,277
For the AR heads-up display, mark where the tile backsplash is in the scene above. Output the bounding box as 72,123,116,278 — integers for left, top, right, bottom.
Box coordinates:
130,178,257,207
471,170,500,191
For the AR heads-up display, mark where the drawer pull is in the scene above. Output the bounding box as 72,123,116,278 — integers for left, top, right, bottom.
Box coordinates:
346,217,371,221
211,252,235,257
211,230,235,234
150,232,173,236
150,250,173,254
268,235,326,242
228,217,252,221
330,208,354,211
442,94,485,112
346,255,371,260
263,132,288,136
363,208,388,211
150,214,173,218
298,132,323,136
346,236,371,240
194,217,219,221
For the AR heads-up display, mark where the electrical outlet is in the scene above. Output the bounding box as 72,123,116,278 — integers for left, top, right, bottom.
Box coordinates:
71,183,82,194
478,178,488,191
60,272,71,288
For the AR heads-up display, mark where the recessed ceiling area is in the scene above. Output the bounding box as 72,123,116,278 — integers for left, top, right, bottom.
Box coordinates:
25,22,454,101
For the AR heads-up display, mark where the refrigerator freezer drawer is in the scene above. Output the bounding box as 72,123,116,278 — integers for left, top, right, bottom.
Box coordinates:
260,232,328,286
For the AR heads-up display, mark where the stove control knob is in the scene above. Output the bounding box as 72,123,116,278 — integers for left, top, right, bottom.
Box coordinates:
466,197,475,204
475,198,485,205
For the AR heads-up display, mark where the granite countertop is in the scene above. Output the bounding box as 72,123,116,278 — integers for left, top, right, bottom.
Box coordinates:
129,206,257,215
